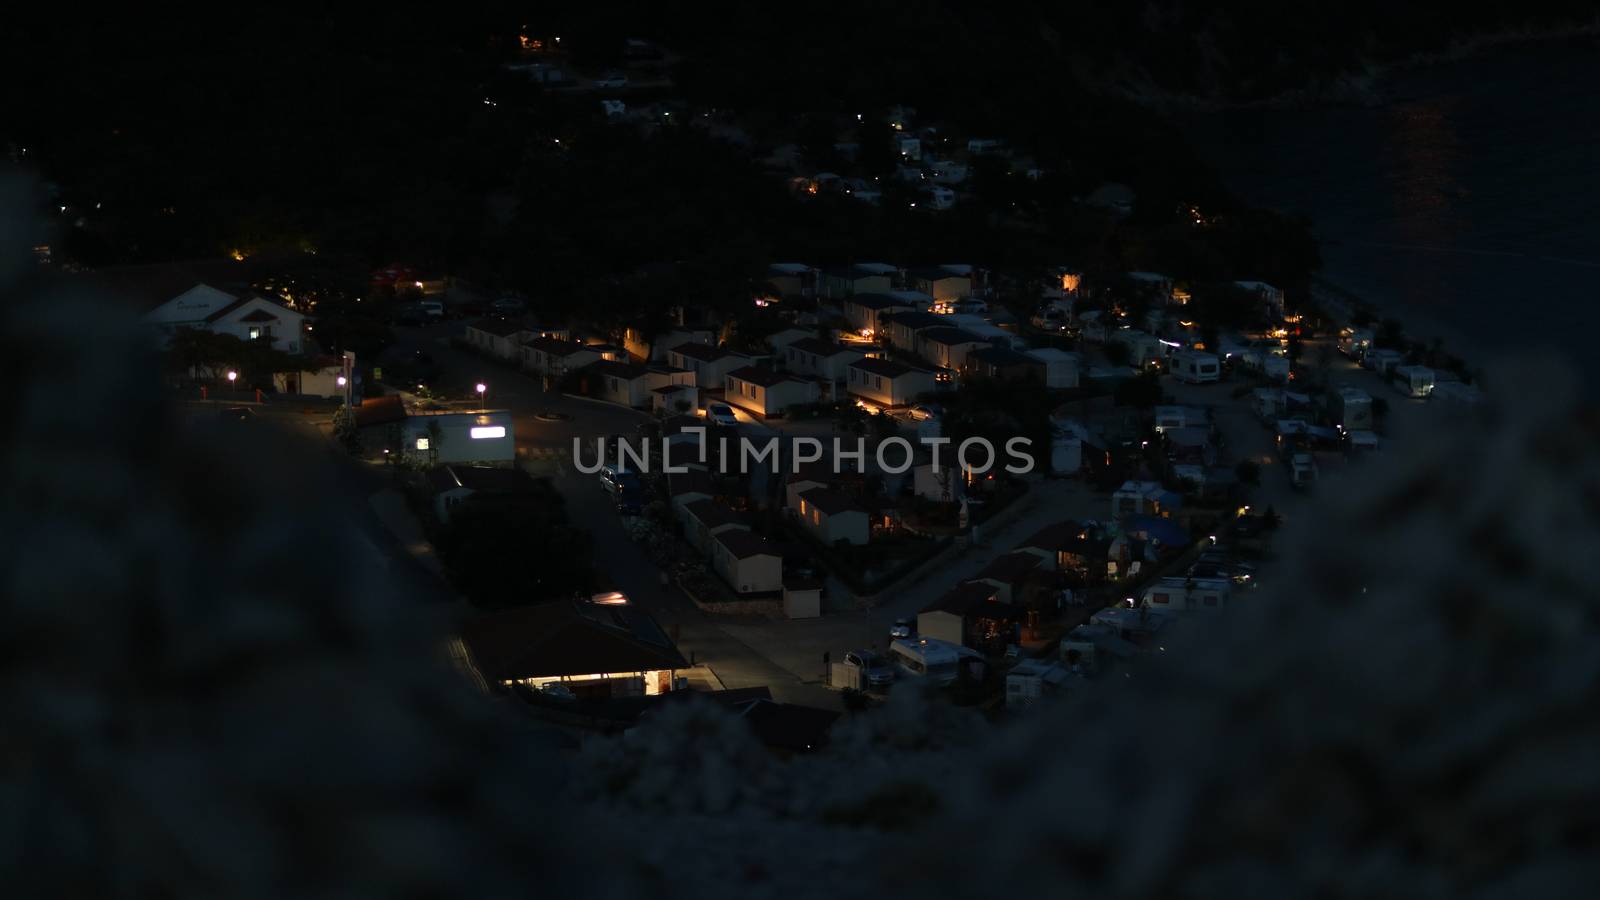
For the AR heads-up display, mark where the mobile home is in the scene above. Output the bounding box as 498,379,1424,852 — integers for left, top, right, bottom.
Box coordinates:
1171,350,1221,384
1363,348,1404,376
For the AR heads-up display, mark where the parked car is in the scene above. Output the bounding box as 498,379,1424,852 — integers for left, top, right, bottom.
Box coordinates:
490,297,526,315
418,299,445,320
593,71,629,88
217,406,255,423
843,650,895,689
599,465,640,498
889,617,914,641
706,403,738,426
905,403,941,422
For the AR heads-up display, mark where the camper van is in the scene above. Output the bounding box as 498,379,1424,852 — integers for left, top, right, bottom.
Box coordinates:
1240,348,1290,382
1392,365,1435,399
1171,350,1221,384
889,637,980,686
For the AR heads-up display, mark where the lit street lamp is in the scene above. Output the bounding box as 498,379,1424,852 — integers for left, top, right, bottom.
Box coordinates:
476,382,487,405
226,370,238,387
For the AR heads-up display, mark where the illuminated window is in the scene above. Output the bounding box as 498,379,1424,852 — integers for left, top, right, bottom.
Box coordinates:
470,426,506,440
247,326,262,340
415,437,431,451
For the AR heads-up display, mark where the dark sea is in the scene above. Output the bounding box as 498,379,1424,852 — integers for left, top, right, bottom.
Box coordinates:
1188,36,1599,379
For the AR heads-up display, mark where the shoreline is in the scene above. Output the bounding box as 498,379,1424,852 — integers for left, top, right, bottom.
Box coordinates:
1311,276,1485,378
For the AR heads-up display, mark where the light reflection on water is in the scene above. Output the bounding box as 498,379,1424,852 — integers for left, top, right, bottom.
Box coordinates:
1188,37,1599,376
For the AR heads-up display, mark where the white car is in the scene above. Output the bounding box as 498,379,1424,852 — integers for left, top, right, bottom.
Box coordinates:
706,403,738,426
905,404,940,422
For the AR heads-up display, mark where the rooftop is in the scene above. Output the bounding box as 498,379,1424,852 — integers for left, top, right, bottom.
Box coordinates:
850,357,928,379
468,317,529,338
798,487,864,517
462,600,688,682
715,528,779,560
923,581,1001,615
427,465,539,494
727,365,803,389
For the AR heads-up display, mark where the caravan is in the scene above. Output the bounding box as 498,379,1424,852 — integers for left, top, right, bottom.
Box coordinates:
1363,348,1404,376
889,637,982,686
1171,350,1221,384
1392,365,1435,399
1330,387,1374,431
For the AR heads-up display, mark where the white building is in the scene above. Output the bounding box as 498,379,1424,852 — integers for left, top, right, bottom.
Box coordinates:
846,357,937,409
711,530,784,595
794,487,870,546
142,284,308,353
724,366,820,418
668,343,753,390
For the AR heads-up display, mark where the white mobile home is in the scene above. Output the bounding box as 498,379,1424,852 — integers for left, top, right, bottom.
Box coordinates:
1171,350,1221,384
1025,348,1082,389
1142,575,1230,612
846,357,937,409
725,366,821,418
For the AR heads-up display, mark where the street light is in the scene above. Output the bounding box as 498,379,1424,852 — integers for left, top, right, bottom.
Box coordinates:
475,382,487,404
336,375,347,387
226,370,237,385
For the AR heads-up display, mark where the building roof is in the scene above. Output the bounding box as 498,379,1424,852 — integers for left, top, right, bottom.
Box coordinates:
522,336,595,357
922,581,1002,615
1020,521,1098,553
684,499,747,531
714,528,779,560
353,395,406,428
882,310,945,331
849,357,927,379
969,346,1035,367
589,360,652,381
726,365,802,388
846,292,918,311
918,326,984,347
670,342,746,364
428,465,539,494
468,317,529,338
786,337,857,357
973,551,1045,585
667,468,716,498
201,294,300,324
798,487,864,517
735,699,839,753
461,601,688,682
